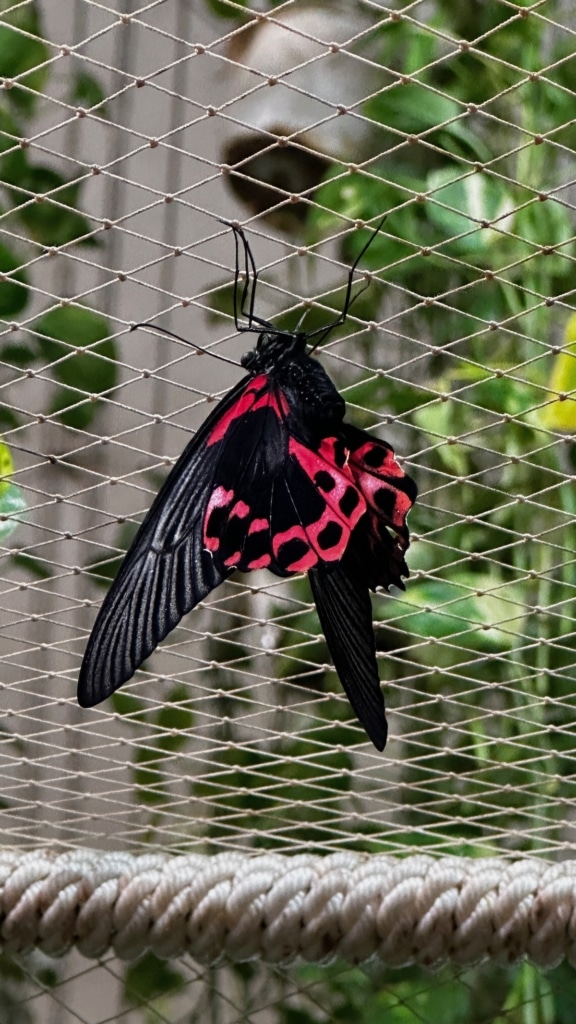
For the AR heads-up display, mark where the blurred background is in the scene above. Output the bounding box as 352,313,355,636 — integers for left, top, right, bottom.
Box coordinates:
1,0,576,1020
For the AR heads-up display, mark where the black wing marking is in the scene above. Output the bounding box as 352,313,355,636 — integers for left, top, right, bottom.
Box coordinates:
77,376,251,708
309,550,387,751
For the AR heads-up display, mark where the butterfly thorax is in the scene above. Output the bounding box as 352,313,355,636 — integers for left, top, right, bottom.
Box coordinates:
241,330,345,439
241,329,308,373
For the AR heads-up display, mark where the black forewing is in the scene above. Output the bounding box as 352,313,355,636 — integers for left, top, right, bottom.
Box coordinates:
77,375,252,708
308,549,388,751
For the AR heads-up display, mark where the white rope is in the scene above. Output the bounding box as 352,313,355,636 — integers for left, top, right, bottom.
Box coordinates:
1,849,576,968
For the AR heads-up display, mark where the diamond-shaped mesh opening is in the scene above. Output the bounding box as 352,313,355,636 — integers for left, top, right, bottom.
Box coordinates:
1,0,576,1020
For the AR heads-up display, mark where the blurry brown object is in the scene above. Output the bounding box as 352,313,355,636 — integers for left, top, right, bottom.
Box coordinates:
222,2,378,230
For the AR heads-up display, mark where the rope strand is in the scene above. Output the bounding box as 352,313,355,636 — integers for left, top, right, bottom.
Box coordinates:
1,850,575,968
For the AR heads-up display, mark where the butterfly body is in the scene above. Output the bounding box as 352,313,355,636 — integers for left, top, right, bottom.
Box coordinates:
241,330,346,438
78,222,417,751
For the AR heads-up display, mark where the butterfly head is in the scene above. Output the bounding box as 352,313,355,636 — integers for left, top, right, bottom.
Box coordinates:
241,329,309,374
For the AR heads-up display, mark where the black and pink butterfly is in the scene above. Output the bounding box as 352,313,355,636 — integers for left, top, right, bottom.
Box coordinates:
78,220,417,750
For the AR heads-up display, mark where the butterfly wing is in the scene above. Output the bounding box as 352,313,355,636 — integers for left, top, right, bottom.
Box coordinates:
204,426,365,577
343,423,417,589
200,365,366,578
77,376,251,708
309,551,388,751
309,424,417,750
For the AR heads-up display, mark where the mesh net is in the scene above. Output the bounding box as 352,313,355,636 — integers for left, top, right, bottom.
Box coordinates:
1,0,576,1020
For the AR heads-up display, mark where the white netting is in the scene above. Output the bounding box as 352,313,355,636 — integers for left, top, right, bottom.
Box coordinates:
1,0,575,1021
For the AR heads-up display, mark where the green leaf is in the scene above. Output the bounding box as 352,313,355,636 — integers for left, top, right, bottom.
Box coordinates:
513,197,574,275
205,0,258,18
426,167,514,255
546,963,576,1024
14,165,97,247
413,401,469,476
279,1009,318,1024
367,83,460,135
310,169,427,283
0,242,28,316
48,385,97,432
0,341,36,366
0,407,18,429
540,311,576,431
123,952,184,1006
33,306,116,429
156,688,194,736
0,5,49,115
0,440,27,542
10,552,51,580
70,72,108,114
365,83,486,161
35,305,111,355
111,691,146,719
0,108,29,185
0,439,15,488
384,575,525,667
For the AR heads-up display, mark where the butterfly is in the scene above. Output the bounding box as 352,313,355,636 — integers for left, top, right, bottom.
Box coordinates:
77,219,417,750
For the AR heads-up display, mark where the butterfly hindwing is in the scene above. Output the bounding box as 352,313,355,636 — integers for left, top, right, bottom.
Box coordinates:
202,386,368,578
342,424,417,589
306,425,417,750
309,551,388,751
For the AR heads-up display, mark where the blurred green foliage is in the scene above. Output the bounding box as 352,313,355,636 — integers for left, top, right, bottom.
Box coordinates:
0,438,26,541
0,0,115,584
0,0,114,436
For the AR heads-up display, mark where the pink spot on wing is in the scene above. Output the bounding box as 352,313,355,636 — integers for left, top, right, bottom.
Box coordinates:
231,500,250,518
207,375,268,446
206,486,234,511
207,376,289,447
248,518,269,534
224,551,242,567
203,485,234,551
245,554,271,570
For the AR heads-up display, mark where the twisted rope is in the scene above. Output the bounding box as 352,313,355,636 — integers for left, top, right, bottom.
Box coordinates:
1,849,575,968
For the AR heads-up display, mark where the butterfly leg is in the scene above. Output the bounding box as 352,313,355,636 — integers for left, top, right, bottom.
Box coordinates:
220,221,272,335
